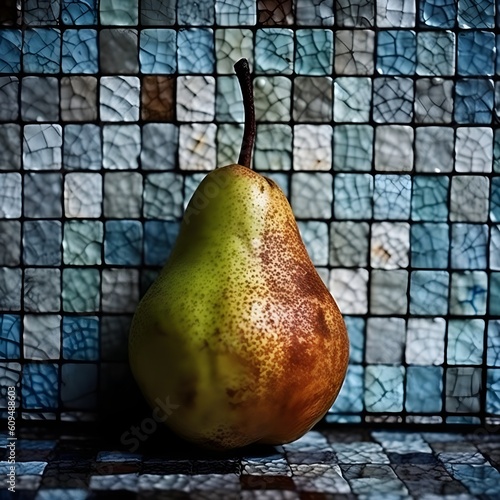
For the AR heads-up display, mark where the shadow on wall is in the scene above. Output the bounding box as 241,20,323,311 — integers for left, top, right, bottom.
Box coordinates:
97,268,164,426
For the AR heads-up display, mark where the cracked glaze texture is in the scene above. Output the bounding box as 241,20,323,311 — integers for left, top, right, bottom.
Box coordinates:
0,0,499,431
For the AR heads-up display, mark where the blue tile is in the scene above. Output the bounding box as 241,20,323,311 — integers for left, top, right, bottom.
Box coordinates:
419,0,456,27
455,78,494,124
374,174,412,220
104,220,143,266
255,28,294,75
178,0,214,25
411,223,449,269
491,177,500,222
62,0,97,25
0,314,21,358
296,0,334,26
377,30,416,75
451,224,488,269
487,320,500,367
446,409,479,423
487,369,500,414
365,365,404,412
35,489,88,500
141,123,178,170
24,269,61,313
406,366,443,413
23,29,61,73
334,78,372,123
62,268,100,313
100,0,138,25
265,172,289,196
0,461,46,475
458,0,495,28
102,125,141,167
0,0,499,431
344,316,364,364
96,451,141,462
333,125,373,172
0,30,22,72
100,77,140,122
63,124,102,170
140,29,177,74
496,35,500,77
22,363,59,409
215,0,256,26
332,364,364,414
297,220,329,266
62,29,98,73
410,270,450,315
216,77,245,122
144,221,180,266
349,464,408,498
23,221,62,266
490,224,500,270
177,28,214,73
17,439,56,450
373,77,413,123
495,130,500,172
417,31,455,76
458,31,495,76
334,173,373,220
411,175,449,221
448,319,485,365
144,173,183,220
450,271,488,315
445,367,482,414
62,316,99,361
24,0,60,24
295,29,333,76
444,463,500,496
492,273,500,315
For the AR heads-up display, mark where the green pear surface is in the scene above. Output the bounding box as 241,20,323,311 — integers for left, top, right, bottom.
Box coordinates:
129,164,349,450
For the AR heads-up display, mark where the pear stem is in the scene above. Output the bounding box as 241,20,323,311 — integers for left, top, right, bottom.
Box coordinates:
234,58,255,169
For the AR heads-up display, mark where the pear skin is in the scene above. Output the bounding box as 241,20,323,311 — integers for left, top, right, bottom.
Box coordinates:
129,59,349,450
129,165,349,450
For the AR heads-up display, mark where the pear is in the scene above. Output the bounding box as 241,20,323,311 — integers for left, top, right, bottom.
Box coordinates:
129,59,349,450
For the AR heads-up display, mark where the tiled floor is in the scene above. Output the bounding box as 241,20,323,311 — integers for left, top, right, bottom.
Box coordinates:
2,426,500,499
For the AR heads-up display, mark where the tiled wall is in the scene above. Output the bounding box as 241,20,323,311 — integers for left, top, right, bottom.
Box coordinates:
0,0,499,427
